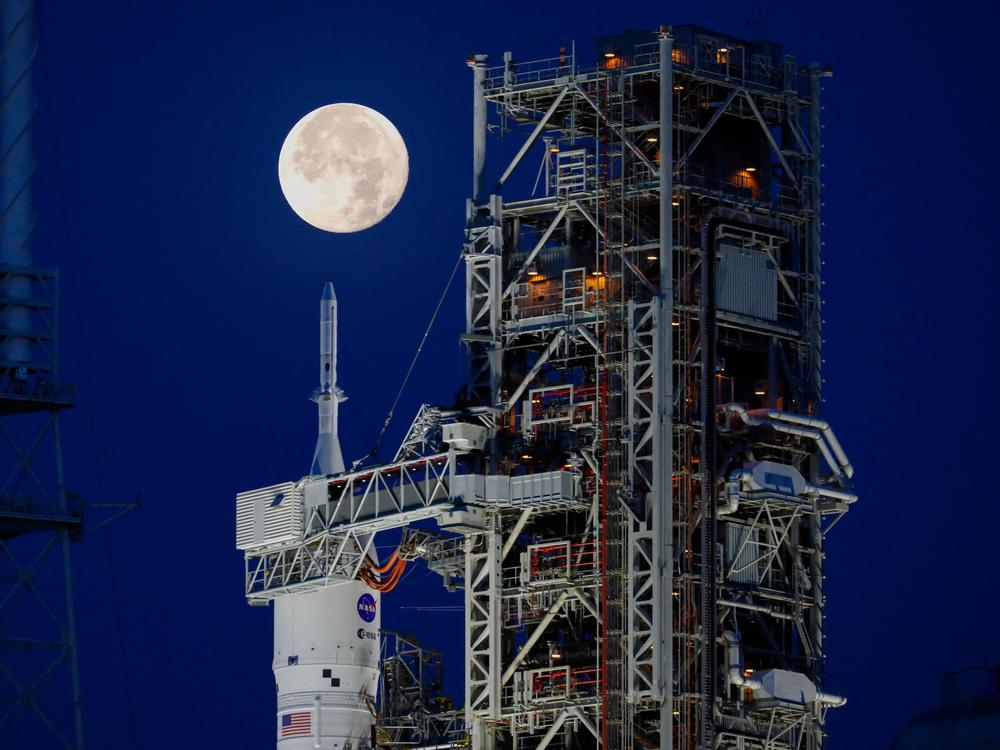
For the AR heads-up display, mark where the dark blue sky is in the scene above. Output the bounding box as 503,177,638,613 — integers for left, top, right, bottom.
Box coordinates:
30,1,997,748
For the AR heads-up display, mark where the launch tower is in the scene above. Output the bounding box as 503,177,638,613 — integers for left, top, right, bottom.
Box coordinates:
238,24,855,750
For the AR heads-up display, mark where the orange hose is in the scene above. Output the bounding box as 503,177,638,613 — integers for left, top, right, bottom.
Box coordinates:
359,556,407,592
369,550,399,575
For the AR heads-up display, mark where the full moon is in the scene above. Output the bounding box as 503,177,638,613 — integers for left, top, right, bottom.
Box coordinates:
278,103,408,233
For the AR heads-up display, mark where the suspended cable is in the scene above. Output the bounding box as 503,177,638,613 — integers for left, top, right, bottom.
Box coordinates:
353,251,463,469
37,37,141,750
398,606,464,612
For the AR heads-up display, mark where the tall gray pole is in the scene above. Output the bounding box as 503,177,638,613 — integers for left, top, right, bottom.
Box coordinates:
0,0,37,365
654,28,674,750
56,415,85,749
469,55,488,207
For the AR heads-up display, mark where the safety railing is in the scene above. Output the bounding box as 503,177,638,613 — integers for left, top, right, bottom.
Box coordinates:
485,53,576,90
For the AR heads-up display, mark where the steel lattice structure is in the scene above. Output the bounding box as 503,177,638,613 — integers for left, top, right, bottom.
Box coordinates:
238,23,856,750
0,1,85,747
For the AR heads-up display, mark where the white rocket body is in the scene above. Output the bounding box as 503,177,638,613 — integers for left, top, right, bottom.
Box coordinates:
274,282,380,749
273,588,380,749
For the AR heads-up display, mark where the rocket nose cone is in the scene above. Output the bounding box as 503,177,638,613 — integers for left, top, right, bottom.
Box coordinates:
322,281,337,302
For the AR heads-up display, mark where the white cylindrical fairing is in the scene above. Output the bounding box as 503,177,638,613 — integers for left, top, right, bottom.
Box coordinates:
274,583,380,749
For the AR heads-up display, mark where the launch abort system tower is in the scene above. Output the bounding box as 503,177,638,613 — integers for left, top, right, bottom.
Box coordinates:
238,24,856,750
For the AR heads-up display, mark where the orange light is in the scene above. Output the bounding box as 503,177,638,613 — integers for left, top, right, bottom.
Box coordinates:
549,146,560,153
646,254,658,261
745,166,757,172
591,270,604,276
521,453,532,460
754,389,766,396
672,320,680,327
604,51,616,58
673,84,684,91
647,136,658,143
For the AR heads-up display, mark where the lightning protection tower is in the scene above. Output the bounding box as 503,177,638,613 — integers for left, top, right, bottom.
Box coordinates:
0,1,84,747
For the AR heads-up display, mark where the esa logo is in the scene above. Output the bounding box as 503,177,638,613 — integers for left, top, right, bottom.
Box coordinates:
357,593,376,623
356,628,377,641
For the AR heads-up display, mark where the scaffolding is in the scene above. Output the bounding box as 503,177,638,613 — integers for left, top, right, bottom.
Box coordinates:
238,22,854,750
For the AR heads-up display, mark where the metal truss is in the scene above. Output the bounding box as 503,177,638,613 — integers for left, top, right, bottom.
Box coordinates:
244,527,372,602
463,197,504,408
316,452,459,531
465,523,501,738
377,628,467,748
0,263,84,747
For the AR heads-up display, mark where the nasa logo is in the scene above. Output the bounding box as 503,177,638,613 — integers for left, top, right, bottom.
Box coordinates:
357,593,376,623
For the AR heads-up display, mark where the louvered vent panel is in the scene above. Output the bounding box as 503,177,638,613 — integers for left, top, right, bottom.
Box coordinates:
235,481,302,551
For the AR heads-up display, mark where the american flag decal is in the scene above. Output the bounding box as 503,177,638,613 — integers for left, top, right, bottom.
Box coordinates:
281,711,311,738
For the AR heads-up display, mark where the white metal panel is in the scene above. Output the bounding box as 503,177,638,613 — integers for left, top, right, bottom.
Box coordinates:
236,481,303,551
724,522,767,585
451,471,579,510
717,242,777,321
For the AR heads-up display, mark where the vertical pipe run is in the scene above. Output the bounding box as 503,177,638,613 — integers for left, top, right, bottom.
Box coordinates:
655,28,675,750
699,225,718,750
469,55,488,207
768,337,778,409
806,62,827,726
807,64,823,405
0,0,37,366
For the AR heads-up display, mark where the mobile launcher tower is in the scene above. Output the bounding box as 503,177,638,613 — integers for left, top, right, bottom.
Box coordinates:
236,25,857,750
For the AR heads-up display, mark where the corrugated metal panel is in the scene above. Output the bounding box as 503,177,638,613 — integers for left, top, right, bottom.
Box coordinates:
453,471,579,509
717,242,777,321
509,472,575,505
235,481,303,551
724,522,767,585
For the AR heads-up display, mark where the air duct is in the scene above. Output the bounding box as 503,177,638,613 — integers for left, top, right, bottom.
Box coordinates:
723,630,846,707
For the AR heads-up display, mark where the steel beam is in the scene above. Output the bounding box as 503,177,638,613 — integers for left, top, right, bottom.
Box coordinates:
495,87,569,191
653,30,675,750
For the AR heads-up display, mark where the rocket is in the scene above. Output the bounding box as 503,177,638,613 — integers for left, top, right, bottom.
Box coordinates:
311,281,346,476
272,283,381,749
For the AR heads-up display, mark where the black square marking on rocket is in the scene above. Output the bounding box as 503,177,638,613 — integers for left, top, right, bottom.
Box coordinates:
331,677,340,687
322,669,332,678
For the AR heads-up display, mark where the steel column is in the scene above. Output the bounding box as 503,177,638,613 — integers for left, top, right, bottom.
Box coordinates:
654,28,674,750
